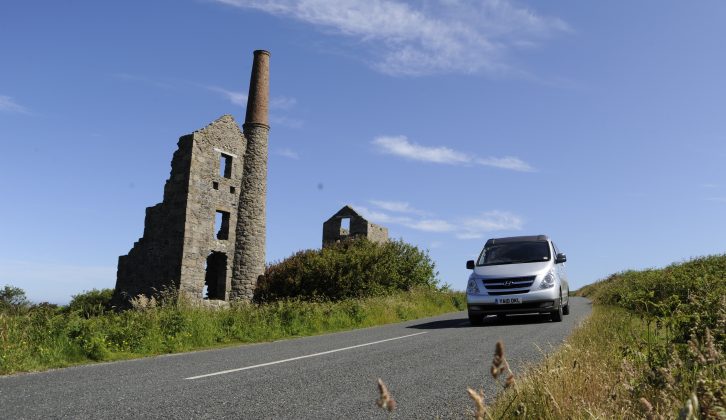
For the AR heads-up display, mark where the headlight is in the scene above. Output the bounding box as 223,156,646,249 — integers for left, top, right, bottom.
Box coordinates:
467,278,480,294
540,269,556,289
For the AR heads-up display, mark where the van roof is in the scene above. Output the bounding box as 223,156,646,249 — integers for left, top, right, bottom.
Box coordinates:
485,235,549,247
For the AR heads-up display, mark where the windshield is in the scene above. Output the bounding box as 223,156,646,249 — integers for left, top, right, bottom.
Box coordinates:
477,241,551,266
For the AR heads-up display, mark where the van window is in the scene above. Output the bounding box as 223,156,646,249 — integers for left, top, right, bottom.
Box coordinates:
477,241,551,266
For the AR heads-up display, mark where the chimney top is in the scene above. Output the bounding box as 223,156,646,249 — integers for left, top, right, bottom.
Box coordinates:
245,50,270,128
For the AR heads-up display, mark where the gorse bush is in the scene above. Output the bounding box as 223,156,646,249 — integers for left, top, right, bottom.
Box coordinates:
255,238,439,302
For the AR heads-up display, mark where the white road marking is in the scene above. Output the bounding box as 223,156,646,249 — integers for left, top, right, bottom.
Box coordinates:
184,331,429,380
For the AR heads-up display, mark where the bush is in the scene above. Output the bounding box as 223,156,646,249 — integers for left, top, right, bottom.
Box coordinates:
68,289,114,318
0,285,31,315
576,255,726,417
255,238,439,302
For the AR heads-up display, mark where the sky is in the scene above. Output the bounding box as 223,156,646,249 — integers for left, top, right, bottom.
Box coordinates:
1,1,725,304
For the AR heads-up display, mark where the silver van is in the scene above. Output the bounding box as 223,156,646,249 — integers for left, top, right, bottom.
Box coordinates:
465,235,569,324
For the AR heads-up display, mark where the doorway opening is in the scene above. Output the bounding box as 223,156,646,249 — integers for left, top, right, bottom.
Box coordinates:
204,252,227,300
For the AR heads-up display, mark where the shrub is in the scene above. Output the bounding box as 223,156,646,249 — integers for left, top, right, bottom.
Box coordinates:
68,288,114,318
255,238,439,302
0,285,31,315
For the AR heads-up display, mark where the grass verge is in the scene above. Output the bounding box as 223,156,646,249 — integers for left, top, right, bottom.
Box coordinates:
0,288,464,375
487,255,725,419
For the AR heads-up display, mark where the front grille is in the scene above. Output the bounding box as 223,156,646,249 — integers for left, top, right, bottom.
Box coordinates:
481,276,536,295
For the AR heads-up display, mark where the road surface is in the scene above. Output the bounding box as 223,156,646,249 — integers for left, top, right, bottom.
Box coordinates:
0,297,591,419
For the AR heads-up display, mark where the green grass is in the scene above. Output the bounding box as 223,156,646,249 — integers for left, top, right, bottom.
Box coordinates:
0,288,465,375
486,255,725,419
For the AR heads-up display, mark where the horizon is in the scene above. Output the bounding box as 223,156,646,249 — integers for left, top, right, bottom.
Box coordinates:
1,1,725,304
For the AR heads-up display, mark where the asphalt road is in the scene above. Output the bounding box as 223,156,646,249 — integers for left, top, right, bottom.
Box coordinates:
0,297,591,419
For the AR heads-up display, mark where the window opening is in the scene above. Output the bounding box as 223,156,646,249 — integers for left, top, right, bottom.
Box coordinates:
340,217,350,235
215,210,230,240
213,181,219,190
230,186,236,194
220,153,233,178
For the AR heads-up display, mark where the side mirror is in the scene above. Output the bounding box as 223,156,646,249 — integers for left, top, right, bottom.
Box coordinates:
555,253,567,264
466,260,475,270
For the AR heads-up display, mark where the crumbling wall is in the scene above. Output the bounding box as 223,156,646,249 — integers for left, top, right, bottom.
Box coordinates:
178,115,246,300
114,115,246,304
322,205,389,247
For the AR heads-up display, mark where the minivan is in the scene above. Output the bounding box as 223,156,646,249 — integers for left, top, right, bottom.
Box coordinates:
465,235,569,324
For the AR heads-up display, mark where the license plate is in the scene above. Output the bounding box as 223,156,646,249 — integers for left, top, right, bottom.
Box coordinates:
495,297,521,304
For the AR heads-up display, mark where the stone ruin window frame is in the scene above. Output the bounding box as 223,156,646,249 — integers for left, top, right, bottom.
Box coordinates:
214,148,237,179
215,210,231,240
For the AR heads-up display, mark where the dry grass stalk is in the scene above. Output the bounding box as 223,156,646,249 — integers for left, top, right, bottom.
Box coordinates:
376,378,396,412
467,388,489,420
490,340,516,389
129,294,157,311
639,397,655,420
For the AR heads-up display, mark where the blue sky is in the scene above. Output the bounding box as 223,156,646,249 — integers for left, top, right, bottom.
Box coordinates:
1,1,725,304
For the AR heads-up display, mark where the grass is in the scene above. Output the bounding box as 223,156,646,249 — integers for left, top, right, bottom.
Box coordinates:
0,288,465,375
484,255,726,419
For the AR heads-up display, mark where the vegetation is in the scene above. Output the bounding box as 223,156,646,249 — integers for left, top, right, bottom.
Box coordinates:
0,286,464,375
486,255,725,419
256,237,439,301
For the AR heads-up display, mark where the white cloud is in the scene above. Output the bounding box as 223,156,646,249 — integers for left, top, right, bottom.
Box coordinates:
0,95,29,114
276,147,300,159
373,135,470,164
369,200,429,216
212,0,569,76
457,211,524,239
476,156,534,172
208,86,249,106
372,135,535,172
359,201,523,238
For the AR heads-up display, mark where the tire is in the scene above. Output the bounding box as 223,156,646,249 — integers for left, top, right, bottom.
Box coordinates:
469,313,484,325
496,314,507,321
551,297,563,322
562,302,570,315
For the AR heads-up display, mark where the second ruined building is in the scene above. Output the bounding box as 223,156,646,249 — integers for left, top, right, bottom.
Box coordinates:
113,50,270,304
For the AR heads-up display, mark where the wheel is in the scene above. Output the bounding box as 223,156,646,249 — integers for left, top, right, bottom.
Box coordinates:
562,302,570,315
551,296,563,322
468,313,484,325
496,314,507,321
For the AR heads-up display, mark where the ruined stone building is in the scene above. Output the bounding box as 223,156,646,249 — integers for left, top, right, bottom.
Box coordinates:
113,50,270,304
322,206,389,248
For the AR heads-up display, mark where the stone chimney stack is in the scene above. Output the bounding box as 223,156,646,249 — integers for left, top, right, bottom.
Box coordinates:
231,50,270,301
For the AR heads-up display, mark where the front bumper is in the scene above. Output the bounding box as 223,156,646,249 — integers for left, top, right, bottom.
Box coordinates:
467,288,561,315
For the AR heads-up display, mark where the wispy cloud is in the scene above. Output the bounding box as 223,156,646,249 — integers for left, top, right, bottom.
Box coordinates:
369,200,429,216
707,197,726,203
0,95,29,114
212,0,569,76
353,201,522,239
270,115,304,129
372,135,534,172
276,147,300,159
207,86,249,106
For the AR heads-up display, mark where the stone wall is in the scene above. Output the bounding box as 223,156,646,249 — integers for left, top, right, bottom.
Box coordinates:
322,205,389,247
114,115,246,304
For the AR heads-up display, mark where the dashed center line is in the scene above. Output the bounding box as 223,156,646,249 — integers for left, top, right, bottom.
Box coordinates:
184,331,428,380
